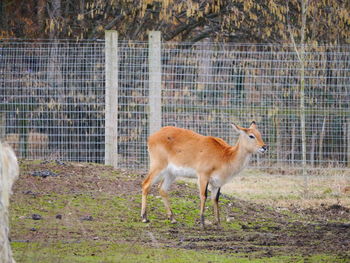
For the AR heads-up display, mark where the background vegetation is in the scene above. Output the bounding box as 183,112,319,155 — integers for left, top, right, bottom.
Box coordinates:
0,1,349,169
0,0,349,44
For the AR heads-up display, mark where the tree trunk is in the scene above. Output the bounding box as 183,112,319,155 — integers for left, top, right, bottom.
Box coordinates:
48,0,61,39
0,1,8,33
37,0,46,38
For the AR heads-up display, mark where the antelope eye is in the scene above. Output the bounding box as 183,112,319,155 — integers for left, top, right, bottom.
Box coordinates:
249,135,255,139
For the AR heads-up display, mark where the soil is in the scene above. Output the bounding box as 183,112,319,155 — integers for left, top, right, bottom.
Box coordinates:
11,160,350,260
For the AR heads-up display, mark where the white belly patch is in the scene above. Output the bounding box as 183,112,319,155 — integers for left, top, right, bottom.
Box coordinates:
209,175,224,188
164,163,197,178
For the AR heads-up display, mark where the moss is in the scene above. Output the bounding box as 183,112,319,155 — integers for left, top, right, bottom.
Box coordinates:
226,221,242,230
13,241,349,263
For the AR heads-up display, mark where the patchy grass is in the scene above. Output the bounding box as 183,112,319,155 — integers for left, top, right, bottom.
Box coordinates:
9,161,350,262
221,169,350,209
12,241,350,263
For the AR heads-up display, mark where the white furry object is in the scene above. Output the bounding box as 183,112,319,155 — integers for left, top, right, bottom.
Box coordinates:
0,142,19,263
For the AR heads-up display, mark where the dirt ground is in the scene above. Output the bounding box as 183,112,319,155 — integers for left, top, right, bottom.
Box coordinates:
10,160,350,261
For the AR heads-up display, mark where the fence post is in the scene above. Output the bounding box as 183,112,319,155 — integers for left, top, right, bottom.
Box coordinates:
149,31,162,135
105,30,118,168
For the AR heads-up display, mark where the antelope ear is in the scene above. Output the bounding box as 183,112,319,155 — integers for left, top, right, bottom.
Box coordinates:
249,121,257,129
231,123,244,134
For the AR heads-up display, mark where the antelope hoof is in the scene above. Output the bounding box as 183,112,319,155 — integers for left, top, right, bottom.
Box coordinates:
141,214,150,223
200,216,206,228
167,214,177,224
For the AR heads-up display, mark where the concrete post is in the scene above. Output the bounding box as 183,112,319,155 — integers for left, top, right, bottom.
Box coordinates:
104,30,119,168
148,31,162,135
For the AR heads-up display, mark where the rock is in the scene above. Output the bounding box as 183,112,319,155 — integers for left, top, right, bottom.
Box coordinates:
226,216,235,223
80,215,93,221
31,214,42,220
204,219,212,225
23,190,36,196
56,214,62,219
31,170,58,178
55,160,66,166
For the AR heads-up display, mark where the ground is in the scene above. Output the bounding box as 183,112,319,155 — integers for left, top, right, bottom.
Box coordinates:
9,160,350,262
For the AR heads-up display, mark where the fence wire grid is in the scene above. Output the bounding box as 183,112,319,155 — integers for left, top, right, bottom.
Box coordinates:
0,40,105,162
1,39,350,172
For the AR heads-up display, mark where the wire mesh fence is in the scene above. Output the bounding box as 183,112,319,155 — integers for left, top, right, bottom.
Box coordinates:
117,40,149,169
1,37,350,173
161,42,350,172
0,40,105,162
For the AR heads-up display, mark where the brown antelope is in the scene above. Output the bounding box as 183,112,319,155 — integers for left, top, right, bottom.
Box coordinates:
141,122,267,227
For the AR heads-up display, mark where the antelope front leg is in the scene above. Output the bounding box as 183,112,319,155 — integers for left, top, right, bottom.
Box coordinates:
141,167,163,223
141,188,150,223
198,176,209,228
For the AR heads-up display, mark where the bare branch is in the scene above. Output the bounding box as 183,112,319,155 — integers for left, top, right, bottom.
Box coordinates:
105,14,125,30
187,27,216,44
288,23,302,62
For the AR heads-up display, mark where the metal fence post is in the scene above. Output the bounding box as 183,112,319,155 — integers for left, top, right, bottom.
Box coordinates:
149,31,162,135
105,30,118,168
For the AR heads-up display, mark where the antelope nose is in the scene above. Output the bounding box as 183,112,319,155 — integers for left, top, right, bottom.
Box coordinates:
260,145,267,153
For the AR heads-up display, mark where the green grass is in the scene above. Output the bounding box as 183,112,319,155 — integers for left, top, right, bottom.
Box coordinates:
13,242,235,263
11,190,348,263
13,241,350,263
